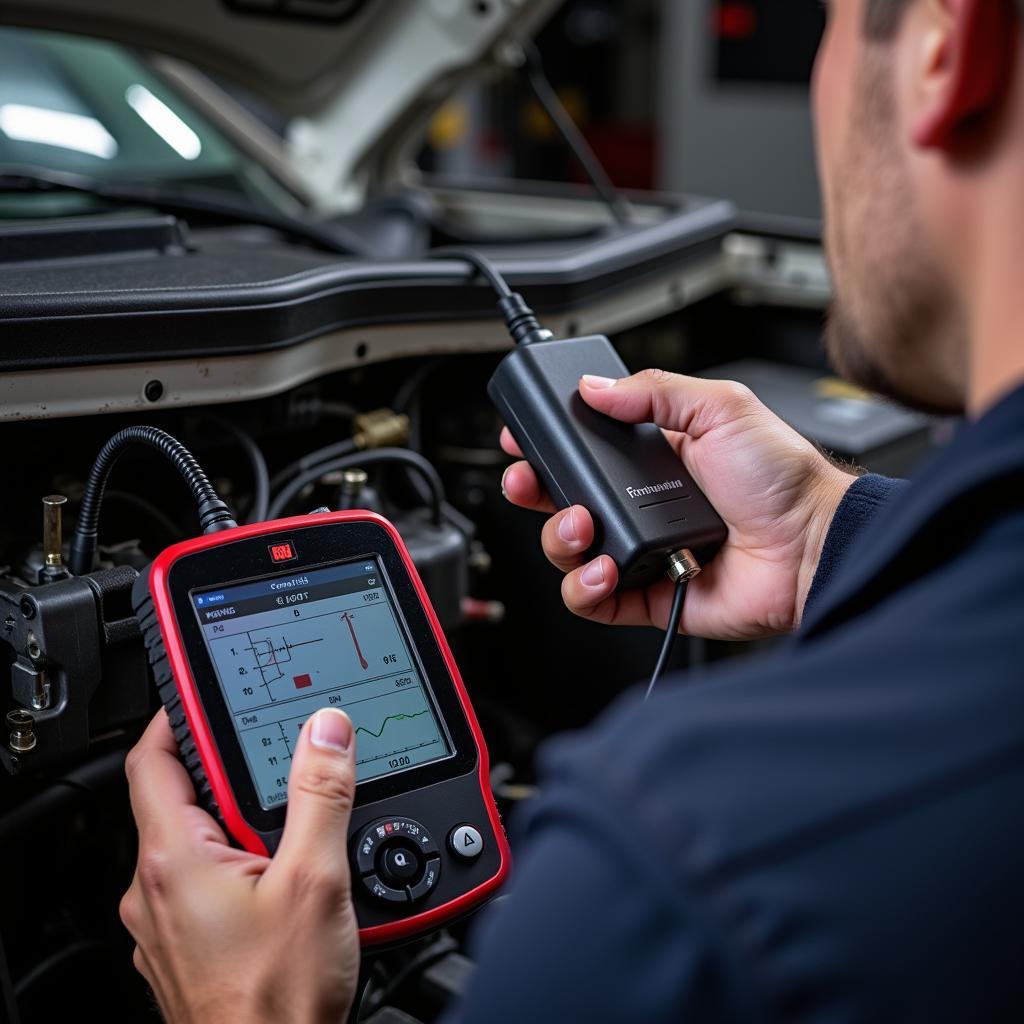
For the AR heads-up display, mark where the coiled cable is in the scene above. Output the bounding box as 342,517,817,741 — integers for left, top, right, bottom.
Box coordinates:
69,426,236,576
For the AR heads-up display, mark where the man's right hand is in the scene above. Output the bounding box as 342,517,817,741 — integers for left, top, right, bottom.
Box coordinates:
500,369,856,641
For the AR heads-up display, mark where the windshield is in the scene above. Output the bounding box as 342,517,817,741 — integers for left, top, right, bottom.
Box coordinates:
0,27,299,218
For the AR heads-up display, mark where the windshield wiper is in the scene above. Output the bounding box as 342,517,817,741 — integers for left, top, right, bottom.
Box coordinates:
0,166,374,259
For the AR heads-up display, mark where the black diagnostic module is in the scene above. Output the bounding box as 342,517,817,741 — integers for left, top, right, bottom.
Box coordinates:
489,334,728,588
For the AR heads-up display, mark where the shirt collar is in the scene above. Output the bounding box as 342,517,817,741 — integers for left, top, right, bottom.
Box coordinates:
800,383,1024,639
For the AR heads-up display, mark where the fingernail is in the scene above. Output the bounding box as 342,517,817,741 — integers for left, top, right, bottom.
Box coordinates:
310,709,352,753
500,466,510,500
580,558,606,588
581,375,617,390
558,508,578,544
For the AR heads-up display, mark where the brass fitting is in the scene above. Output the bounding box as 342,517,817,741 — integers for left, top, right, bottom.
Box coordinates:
7,709,36,753
352,409,410,450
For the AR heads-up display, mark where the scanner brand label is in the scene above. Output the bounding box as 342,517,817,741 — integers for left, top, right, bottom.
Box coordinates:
626,479,684,500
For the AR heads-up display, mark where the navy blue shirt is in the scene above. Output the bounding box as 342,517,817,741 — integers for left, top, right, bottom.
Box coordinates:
453,385,1024,1022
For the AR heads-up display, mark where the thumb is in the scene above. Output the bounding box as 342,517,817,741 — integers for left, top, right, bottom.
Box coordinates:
268,708,356,886
580,369,754,438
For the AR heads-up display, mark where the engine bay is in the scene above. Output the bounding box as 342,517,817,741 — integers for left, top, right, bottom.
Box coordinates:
0,248,861,1019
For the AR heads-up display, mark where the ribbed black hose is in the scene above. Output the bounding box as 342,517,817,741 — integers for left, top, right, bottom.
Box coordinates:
69,426,236,575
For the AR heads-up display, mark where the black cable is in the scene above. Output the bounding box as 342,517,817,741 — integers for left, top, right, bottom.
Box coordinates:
430,248,513,298
69,427,236,576
521,42,631,227
267,448,444,524
0,928,20,1024
207,419,270,524
393,359,444,416
644,580,687,702
13,941,106,1000
362,934,459,1018
269,437,360,495
428,249,552,346
346,958,377,1024
104,490,188,544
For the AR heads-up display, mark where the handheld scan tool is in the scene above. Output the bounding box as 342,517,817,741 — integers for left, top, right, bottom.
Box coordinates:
132,510,509,947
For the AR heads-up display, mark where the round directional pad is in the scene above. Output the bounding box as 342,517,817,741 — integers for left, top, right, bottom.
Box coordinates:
353,816,442,905
381,845,420,884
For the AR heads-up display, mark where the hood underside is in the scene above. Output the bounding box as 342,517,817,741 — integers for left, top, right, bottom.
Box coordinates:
0,0,562,207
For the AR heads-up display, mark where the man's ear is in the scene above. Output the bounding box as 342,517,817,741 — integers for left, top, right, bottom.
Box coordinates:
913,0,1019,150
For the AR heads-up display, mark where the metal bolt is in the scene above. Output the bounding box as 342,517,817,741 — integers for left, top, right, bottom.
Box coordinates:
341,468,368,497
32,674,50,711
667,549,701,584
7,709,37,753
26,632,42,662
42,494,67,568
468,546,492,574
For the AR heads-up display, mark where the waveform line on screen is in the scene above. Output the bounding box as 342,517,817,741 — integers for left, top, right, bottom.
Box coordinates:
356,708,430,740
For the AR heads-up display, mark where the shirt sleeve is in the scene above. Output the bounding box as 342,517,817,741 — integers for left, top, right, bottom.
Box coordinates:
443,775,760,1024
805,474,904,612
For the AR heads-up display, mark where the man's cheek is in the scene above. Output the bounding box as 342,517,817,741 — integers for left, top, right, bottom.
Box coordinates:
812,35,840,183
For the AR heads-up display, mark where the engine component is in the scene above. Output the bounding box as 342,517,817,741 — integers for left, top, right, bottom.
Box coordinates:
39,496,69,585
1,564,150,776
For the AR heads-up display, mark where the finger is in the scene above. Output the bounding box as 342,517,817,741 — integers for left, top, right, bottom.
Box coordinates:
501,461,556,515
540,506,594,572
125,712,202,842
560,556,620,622
580,370,755,438
499,427,524,458
559,560,680,630
266,709,356,895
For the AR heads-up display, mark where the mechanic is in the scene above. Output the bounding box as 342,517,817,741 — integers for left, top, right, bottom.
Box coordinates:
118,0,1024,1020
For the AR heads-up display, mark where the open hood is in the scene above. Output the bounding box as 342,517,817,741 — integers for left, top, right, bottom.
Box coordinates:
0,0,562,209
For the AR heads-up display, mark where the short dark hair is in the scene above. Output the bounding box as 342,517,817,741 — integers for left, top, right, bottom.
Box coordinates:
864,0,910,38
865,0,1021,39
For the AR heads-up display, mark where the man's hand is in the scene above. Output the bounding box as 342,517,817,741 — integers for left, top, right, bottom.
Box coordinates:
120,708,360,1024
501,370,855,641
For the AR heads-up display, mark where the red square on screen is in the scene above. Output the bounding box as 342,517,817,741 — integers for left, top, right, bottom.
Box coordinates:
293,674,312,689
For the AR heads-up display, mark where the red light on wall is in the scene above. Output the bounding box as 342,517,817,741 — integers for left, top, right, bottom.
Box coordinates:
715,2,757,41
269,542,297,563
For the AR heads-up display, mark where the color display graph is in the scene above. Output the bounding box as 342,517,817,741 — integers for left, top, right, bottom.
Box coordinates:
199,572,451,808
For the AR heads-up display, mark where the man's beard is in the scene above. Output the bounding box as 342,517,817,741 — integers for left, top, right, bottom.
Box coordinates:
824,288,965,418
821,49,966,417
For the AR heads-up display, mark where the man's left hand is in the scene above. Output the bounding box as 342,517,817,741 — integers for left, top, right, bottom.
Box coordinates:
120,707,360,1024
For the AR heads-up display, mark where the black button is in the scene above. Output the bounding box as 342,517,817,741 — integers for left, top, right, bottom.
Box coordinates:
381,845,421,885
407,857,441,902
361,874,408,904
